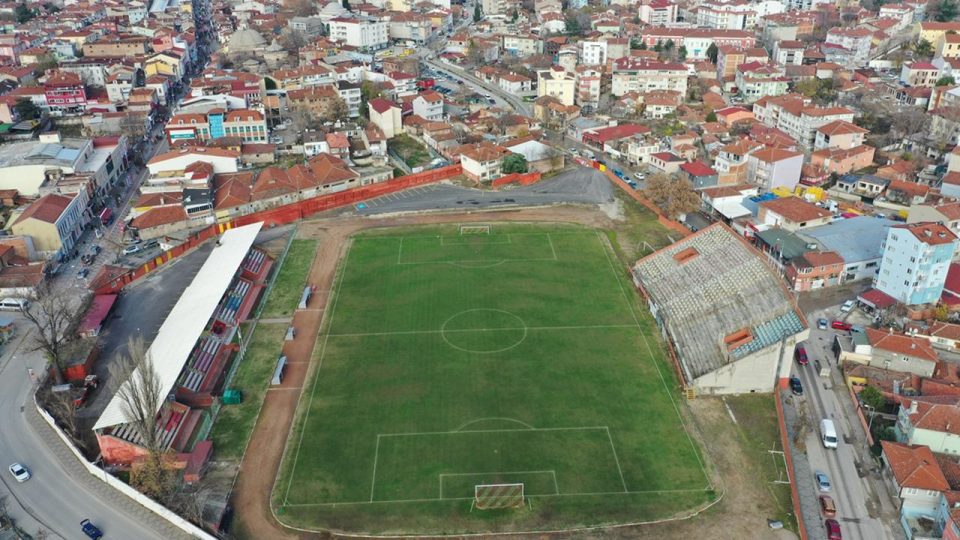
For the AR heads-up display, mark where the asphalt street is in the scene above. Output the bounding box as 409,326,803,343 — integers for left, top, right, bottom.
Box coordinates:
792,306,900,540
355,167,614,215
0,327,181,539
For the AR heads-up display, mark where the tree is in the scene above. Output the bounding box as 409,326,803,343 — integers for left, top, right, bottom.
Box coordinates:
915,38,934,58
663,39,675,51
111,336,177,501
342,0,351,11
511,8,518,22
22,285,83,384
280,29,307,54
502,153,528,173
466,39,484,65
938,75,957,86
473,2,481,22
859,385,886,412
564,15,582,36
706,43,719,64
934,0,959,22
359,80,384,118
15,3,34,24
653,41,663,53
677,45,688,60
705,110,717,122
643,175,701,219
324,96,349,122
13,97,38,120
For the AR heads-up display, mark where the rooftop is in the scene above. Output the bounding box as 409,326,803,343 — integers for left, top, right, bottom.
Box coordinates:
633,224,805,382
799,216,897,264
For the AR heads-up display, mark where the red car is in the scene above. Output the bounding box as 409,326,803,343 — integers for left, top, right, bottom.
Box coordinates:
825,518,842,540
831,320,852,331
795,344,808,365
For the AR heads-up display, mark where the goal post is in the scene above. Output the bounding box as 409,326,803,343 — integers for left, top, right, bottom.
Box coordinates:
474,483,524,509
459,225,491,235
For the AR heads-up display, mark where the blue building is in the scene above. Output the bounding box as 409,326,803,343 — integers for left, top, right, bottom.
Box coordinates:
875,222,958,306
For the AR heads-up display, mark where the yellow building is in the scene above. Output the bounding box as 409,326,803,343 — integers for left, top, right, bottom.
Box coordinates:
918,21,960,46
537,68,575,107
937,32,960,59
10,193,86,257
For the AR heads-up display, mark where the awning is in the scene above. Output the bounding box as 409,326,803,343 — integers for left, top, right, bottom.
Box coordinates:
858,289,897,310
78,294,118,335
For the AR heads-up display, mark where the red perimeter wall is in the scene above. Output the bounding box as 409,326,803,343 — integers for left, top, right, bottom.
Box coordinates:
93,165,463,295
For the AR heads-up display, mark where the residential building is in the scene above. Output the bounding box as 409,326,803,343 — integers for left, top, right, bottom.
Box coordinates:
901,62,941,89
772,40,804,65
757,197,831,231
502,35,542,57
44,71,87,116
786,251,845,291
369,98,402,139
337,81,362,118
611,58,687,97
825,27,873,67
537,68,576,106
328,17,389,50
735,62,789,103
649,152,685,174
746,147,803,190
919,21,960,48
579,41,607,66
10,193,87,259
881,440,952,540
639,28,755,60
638,0,677,25
696,0,784,31
876,223,958,306
165,109,267,144
896,399,960,454
715,139,765,184
839,328,939,378
936,32,960,59
81,35,148,58
147,147,240,175
815,120,868,150
413,91,444,121
810,145,876,176
459,143,510,182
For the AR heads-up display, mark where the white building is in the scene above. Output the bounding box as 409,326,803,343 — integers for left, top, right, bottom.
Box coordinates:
611,58,688,97
696,0,784,30
579,40,607,66
746,147,803,190
412,91,444,121
146,147,240,175
825,27,873,67
328,17,389,50
638,0,678,25
875,222,958,306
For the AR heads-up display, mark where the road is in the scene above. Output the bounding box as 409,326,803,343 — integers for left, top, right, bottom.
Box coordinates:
424,58,532,116
793,310,900,540
0,328,182,539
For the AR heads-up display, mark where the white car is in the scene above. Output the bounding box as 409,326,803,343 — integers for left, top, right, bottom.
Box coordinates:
123,245,141,255
9,462,30,483
840,300,856,313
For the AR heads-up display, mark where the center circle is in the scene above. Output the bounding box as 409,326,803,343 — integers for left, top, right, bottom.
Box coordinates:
441,309,527,354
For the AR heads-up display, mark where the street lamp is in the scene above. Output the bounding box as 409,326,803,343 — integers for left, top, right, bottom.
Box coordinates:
863,402,877,433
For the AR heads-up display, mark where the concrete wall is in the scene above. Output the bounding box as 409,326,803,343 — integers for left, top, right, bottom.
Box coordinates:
693,330,808,395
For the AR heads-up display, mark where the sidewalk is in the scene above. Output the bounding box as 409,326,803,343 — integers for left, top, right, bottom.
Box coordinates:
24,401,192,540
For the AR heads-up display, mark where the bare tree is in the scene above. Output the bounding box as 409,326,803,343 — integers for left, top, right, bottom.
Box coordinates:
110,336,176,500
643,174,701,219
43,386,80,440
23,284,84,384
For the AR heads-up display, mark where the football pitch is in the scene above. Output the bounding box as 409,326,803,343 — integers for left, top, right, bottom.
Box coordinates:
274,223,714,534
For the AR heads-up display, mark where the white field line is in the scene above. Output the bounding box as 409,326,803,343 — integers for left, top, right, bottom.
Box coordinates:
281,488,712,507
369,435,381,502
604,426,628,492
437,470,558,499
377,425,607,438
327,324,636,338
547,233,557,260
594,231,712,487
282,240,353,506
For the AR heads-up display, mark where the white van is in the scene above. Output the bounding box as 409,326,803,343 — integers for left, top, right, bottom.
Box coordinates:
820,419,838,449
0,297,28,311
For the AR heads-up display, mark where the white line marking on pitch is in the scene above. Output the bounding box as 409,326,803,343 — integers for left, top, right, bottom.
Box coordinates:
605,426,628,492
328,324,636,338
281,488,712,507
594,231,712,488
369,435,381,502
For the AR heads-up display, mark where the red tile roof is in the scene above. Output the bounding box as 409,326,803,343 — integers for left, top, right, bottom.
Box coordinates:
14,194,74,226
865,328,939,362
759,197,831,222
130,205,187,230
881,440,950,492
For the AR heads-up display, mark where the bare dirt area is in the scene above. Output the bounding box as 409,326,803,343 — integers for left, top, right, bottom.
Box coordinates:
229,205,797,540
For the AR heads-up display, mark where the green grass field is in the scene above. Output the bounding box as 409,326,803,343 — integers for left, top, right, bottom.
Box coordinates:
274,223,713,534
260,239,316,319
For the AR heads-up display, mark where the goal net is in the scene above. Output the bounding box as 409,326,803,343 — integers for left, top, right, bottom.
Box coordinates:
459,225,491,235
474,483,524,509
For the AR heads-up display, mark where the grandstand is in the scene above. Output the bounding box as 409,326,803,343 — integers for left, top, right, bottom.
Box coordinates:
93,222,272,466
632,223,808,395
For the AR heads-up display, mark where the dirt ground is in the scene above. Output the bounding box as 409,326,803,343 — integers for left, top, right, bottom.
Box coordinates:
229,206,799,540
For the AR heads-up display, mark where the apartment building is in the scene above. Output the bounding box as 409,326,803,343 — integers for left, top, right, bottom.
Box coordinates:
537,68,576,106
611,58,687,97
825,27,873,67
165,109,268,144
575,66,602,110
81,35,149,57
579,40,607,66
814,120,868,150
876,223,958,306
639,27,755,59
746,147,803,190
717,46,768,80
328,17,389,50
696,0,784,31
754,94,855,149
735,62,789,103
413,91,444,121
901,62,940,87
638,0,677,25
460,143,511,182
772,40,804,65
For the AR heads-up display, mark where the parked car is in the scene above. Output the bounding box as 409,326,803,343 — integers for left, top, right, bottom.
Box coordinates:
76,268,89,279
819,495,837,518
817,318,828,330
825,518,842,539
634,172,646,180
840,300,856,313
8,462,30,483
613,169,625,179
81,519,103,539
123,245,141,255
789,376,803,395
795,344,808,366
815,471,832,492
831,320,852,331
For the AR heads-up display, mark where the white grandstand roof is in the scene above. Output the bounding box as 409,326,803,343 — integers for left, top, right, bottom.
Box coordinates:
94,222,263,431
